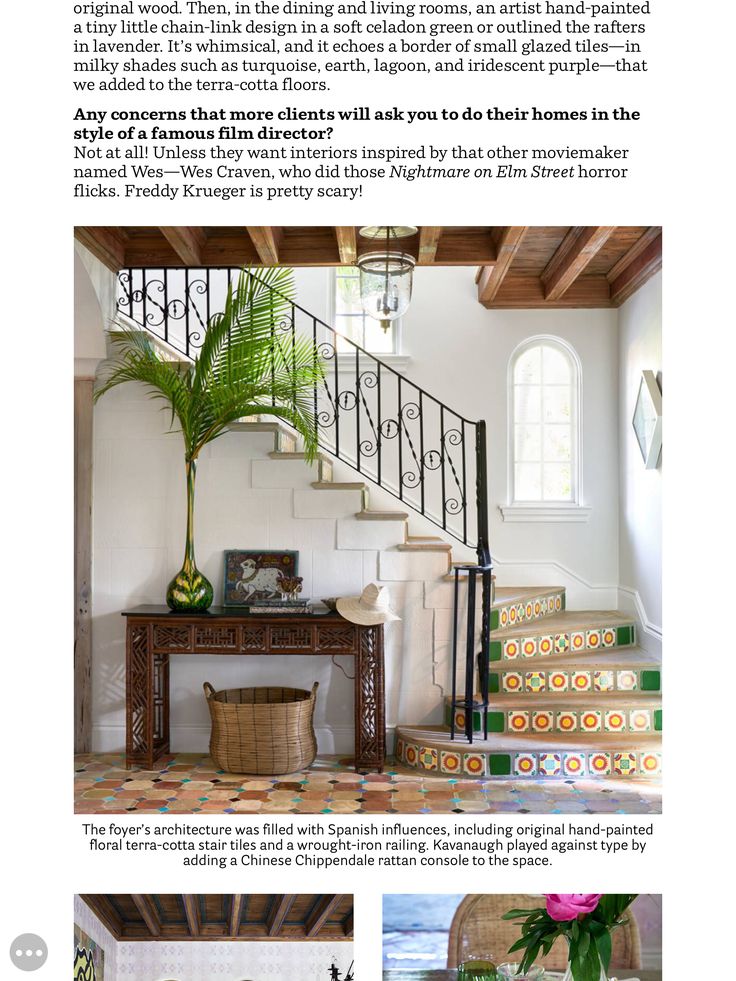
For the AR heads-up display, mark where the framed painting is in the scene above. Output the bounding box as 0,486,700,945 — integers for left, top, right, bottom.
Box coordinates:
74,924,104,981
223,550,299,605
632,369,662,469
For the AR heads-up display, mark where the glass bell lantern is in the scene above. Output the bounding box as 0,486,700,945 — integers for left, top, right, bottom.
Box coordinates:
357,226,417,333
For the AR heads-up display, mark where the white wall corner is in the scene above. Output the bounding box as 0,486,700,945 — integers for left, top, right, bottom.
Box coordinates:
618,585,662,651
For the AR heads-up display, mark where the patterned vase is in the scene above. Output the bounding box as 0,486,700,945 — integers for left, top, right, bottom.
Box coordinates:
166,459,213,611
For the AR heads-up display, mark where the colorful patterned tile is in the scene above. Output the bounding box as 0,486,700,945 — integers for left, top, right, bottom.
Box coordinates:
521,637,538,658
532,711,553,733
588,752,612,776
639,752,662,776
570,631,586,652
499,606,509,628
514,753,538,777
548,671,568,692
601,627,616,647
508,605,519,625
563,752,585,777
556,711,578,733
504,639,521,660
502,671,524,693
580,710,602,732
594,670,615,692
629,709,652,732
533,599,542,617
508,711,530,733
404,743,419,767
395,738,405,762
554,633,570,654
571,671,592,692
419,746,438,770
538,753,562,777
613,752,638,776
586,629,602,649
554,594,563,612
525,601,534,620
538,635,554,656
604,709,627,733
525,671,546,693
463,753,486,776
617,670,638,691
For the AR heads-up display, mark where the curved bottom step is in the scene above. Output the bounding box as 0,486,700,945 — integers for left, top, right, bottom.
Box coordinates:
395,724,662,780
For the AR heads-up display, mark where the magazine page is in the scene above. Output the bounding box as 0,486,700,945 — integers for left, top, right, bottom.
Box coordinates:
1,0,732,977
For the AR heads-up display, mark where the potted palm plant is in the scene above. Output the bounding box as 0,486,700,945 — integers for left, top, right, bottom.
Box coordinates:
94,267,323,611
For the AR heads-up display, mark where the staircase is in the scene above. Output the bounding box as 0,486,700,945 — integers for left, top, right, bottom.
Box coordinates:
118,266,662,781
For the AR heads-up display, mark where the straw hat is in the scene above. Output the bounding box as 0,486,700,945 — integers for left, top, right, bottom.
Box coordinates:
336,583,400,625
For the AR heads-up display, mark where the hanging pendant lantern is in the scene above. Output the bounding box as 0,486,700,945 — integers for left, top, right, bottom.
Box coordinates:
357,226,417,333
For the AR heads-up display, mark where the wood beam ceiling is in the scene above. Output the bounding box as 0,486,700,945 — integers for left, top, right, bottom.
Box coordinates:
182,895,201,939
476,226,528,303
306,895,343,937
246,226,283,265
608,227,662,305
229,895,246,938
267,895,297,936
159,226,206,266
541,225,616,300
417,226,442,265
334,226,357,264
79,895,124,939
131,895,162,938
75,226,128,270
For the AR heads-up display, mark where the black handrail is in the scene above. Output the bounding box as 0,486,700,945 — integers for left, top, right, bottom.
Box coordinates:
117,266,493,741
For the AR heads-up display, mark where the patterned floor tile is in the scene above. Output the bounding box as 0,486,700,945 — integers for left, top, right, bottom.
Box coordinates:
74,754,661,815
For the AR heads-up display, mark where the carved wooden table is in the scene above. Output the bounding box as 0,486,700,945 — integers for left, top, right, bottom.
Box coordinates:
123,605,385,772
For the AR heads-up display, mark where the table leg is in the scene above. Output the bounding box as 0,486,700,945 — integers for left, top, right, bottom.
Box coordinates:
354,625,386,771
126,622,170,769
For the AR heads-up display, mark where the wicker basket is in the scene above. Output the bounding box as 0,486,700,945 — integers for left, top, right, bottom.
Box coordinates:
204,681,319,775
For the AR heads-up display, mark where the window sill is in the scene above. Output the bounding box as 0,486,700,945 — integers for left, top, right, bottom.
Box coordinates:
499,505,592,523
337,354,413,374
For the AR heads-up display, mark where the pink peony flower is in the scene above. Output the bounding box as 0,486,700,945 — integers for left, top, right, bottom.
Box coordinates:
545,894,602,921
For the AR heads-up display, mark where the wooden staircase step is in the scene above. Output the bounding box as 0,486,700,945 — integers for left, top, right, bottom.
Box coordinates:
395,724,662,779
268,451,331,462
493,610,633,639
311,481,366,491
492,646,660,671
397,541,453,552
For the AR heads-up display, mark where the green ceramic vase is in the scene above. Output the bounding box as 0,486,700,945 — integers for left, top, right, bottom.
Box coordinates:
166,459,214,611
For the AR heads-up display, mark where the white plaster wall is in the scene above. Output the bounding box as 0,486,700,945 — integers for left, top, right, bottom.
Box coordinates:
617,272,663,637
114,940,353,981
74,247,108,378
75,895,119,979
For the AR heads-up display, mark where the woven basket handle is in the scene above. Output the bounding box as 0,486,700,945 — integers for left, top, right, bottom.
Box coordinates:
310,682,319,697
203,682,217,700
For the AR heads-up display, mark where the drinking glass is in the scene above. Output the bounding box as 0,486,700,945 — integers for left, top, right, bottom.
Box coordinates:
496,963,545,981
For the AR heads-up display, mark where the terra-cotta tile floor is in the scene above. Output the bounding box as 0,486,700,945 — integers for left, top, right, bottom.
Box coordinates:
74,754,661,814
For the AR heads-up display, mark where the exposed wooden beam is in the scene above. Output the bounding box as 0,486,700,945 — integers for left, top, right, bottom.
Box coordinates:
131,895,162,938
608,227,662,305
159,226,206,265
246,226,283,264
74,227,127,271
343,910,354,937
182,895,201,939
334,227,357,264
477,226,528,303
267,895,297,937
79,896,124,940
480,271,613,309
541,226,616,300
229,895,246,938
306,895,342,937
417,226,442,265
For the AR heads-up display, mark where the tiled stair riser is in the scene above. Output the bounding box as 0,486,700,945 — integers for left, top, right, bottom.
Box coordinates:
445,704,663,736
395,737,662,780
489,667,661,694
491,590,565,630
489,624,636,662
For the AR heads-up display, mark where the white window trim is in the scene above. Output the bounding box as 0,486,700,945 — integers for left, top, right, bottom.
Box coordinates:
506,334,586,518
327,268,412,371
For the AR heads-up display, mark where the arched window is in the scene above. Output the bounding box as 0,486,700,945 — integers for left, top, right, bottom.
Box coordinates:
508,336,581,506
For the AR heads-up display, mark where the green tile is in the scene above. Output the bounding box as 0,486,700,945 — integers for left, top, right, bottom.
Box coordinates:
489,641,503,662
641,670,661,692
490,608,500,631
616,625,633,646
472,710,482,730
444,704,453,727
654,709,662,732
488,753,512,776
489,673,500,694
487,711,505,734
560,591,566,610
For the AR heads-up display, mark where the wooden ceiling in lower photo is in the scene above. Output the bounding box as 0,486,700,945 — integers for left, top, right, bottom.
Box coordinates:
79,894,353,942
74,225,662,309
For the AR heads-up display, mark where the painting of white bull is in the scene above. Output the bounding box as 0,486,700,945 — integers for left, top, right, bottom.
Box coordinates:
223,550,299,606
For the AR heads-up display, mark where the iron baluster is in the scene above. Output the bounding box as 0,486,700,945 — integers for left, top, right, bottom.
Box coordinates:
142,268,147,339
440,405,446,530
450,567,460,742
397,376,403,502
377,363,382,488
419,391,425,516
465,566,477,744
312,317,318,434
461,420,468,546
355,345,361,474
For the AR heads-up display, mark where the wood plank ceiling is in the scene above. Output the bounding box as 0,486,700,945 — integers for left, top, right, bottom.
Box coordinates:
79,894,353,942
74,225,662,309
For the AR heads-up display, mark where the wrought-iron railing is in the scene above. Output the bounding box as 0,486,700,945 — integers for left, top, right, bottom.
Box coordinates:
116,266,493,742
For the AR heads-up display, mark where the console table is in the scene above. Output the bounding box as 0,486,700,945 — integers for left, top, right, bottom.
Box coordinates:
123,605,385,772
